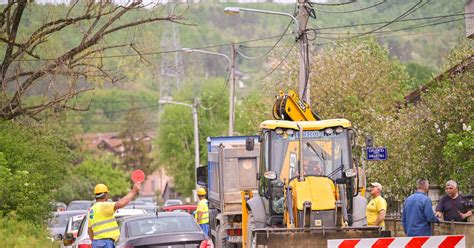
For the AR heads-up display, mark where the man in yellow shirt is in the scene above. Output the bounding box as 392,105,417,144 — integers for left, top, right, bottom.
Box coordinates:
88,182,141,248
195,188,209,236
366,182,387,227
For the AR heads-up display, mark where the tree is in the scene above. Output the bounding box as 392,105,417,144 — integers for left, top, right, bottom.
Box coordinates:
0,121,70,224
157,79,228,196
56,155,130,203
119,100,154,174
0,1,186,120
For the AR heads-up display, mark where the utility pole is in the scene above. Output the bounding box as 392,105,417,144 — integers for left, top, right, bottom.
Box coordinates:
192,99,200,190
297,0,310,104
229,44,236,136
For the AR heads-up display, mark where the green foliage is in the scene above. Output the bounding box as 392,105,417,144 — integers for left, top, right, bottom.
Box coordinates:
235,92,271,135
405,62,435,90
118,105,155,174
373,41,473,199
443,129,474,193
0,121,70,224
157,79,229,196
56,156,130,203
64,89,158,133
0,218,54,248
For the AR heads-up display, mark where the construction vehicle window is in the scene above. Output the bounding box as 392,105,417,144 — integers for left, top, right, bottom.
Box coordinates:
270,130,350,180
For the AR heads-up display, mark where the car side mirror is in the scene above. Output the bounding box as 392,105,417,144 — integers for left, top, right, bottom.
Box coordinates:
63,232,75,246
53,234,63,241
246,137,255,151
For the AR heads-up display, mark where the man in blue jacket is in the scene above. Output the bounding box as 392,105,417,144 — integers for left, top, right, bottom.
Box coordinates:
402,179,440,236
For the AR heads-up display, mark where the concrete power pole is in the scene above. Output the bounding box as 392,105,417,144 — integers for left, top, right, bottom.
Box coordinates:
228,44,236,136
192,99,200,191
297,0,311,104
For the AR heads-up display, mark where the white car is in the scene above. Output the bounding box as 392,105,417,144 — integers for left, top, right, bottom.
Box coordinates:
59,214,85,248
73,208,147,248
163,199,183,206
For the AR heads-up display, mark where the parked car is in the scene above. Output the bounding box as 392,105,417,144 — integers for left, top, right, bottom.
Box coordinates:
135,196,155,204
161,204,197,215
124,200,156,213
59,214,86,248
67,200,93,211
48,210,87,239
116,212,213,248
163,199,183,206
73,208,147,248
51,201,68,212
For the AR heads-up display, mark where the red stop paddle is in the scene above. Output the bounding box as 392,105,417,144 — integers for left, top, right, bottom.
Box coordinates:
131,169,145,183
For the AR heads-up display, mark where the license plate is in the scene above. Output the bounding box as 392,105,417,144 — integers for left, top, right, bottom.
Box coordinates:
227,236,242,243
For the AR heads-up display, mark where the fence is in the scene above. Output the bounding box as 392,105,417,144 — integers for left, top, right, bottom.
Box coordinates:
385,217,474,248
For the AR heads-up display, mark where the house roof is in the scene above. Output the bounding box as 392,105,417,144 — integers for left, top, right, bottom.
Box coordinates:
404,54,474,106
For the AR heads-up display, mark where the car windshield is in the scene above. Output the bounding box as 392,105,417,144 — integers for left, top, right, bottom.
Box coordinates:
164,200,181,206
71,218,83,231
126,216,200,238
68,202,91,211
267,129,350,180
49,213,79,227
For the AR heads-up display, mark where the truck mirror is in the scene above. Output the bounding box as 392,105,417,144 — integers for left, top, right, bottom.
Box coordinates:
196,166,208,187
246,137,255,151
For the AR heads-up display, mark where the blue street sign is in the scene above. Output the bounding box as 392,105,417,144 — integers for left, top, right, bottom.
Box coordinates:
366,147,388,161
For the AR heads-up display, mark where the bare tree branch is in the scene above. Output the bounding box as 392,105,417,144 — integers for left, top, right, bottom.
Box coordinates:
1,1,185,120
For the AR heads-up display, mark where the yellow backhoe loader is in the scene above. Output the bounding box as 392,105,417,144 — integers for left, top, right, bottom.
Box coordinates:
241,90,387,247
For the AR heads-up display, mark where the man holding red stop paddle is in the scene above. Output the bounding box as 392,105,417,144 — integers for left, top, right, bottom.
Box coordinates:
87,170,144,248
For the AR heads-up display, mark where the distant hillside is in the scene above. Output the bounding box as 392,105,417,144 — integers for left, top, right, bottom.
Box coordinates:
2,1,468,132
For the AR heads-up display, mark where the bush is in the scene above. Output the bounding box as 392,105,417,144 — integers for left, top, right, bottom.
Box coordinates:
0,121,70,224
0,218,56,248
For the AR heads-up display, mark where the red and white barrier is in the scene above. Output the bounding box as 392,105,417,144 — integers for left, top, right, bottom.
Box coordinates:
327,235,465,248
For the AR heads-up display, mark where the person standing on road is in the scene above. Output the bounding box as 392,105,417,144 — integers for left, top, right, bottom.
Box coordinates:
195,188,209,236
88,182,141,248
366,182,387,228
402,179,440,236
435,180,472,222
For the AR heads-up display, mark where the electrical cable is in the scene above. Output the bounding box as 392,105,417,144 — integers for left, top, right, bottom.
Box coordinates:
309,0,356,6
244,42,297,84
236,3,298,61
313,0,387,14
236,20,293,60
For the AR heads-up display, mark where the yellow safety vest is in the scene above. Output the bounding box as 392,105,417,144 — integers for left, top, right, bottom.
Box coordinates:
88,202,120,241
195,199,209,224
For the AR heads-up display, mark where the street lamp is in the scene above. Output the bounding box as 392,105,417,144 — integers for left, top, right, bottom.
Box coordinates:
224,7,299,38
181,47,236,136
224,5,311,103
158,99,200,190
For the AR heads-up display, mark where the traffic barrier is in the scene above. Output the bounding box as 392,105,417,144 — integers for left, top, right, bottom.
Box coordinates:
327,235,465,248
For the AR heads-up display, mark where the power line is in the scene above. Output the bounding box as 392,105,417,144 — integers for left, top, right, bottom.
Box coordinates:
313,0,387,14
315,16,468,40
314,12,472,31
244,42,297,84
309,0,356,6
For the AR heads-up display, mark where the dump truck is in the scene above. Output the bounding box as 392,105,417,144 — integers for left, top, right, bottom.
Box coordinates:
240,90,387,248
196,136,260,248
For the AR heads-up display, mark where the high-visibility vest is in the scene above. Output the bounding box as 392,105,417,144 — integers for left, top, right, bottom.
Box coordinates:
88,202,120,241
195,199,209,224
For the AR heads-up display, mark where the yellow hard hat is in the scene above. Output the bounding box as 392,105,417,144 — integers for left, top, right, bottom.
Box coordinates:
197,188,206,196
94,184,109,195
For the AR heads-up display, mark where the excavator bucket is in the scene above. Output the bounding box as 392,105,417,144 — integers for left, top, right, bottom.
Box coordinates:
251,227,382,248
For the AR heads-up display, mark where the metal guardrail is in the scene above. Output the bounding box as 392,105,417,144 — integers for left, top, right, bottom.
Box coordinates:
385,217,474,248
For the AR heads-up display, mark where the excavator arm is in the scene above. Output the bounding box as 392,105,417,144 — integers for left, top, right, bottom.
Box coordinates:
273,90,322,121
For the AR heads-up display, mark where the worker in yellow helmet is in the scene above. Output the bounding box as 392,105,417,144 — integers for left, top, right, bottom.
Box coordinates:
195,188,209,236
88,182,141,248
